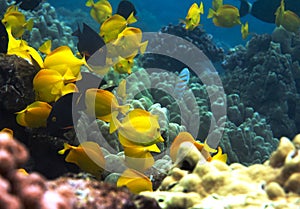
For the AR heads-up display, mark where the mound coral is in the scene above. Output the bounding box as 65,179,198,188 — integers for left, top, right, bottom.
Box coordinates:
141,134,300,208
222,33,300,139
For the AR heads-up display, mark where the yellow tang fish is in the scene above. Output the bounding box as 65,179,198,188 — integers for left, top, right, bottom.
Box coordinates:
207,4,241,28
99,13,137,43
170,132,227,163
123,143,160,171
43,46,92,78
15,101,52,128
58,141,105,178
110,27,148,59
117,168,153,194
241,21,249,39
113,55,135,74
33,69,78,103
1,5,34,38
183,2,204,30
86,0,112,24
6,26,44,68
84,88,130,122
275,0,300,33
110,109,164,147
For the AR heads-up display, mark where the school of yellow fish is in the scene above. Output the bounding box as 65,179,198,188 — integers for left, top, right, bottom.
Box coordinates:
1,0,298,194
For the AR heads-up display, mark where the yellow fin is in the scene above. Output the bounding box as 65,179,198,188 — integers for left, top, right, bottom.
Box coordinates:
85,0,94,7
207,8,216,19
203,139,217,153
39,40,52,55
58,143,72,155
199,2,204,14
117,79,127,103
26,18,34,31
109,113,122,134
139,40,148,54
212,146,227,163
127,12,137,24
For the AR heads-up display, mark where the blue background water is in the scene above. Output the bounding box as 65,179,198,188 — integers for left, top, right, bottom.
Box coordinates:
48,0,276,47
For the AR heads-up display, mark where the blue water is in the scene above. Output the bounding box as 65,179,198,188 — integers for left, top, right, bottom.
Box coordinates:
48,0,275,47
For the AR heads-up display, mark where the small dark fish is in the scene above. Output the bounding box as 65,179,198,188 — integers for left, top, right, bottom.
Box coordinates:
72,23,106,65
47,93,85,137
0,22,8,54
239,0,300,23
15,0,42,10
117,0,137,19
76,72,108,92
47,72,116,137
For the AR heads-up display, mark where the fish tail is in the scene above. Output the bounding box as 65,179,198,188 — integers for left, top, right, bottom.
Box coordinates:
119,104,130,115
26,19,34,31
82,57,94,72
212,147,227,163
39,40,52,55
58,143,72,155
241,22,249,39
109,112,122,134
139,41,148,54
203,139,217,153
127,12,137,25
207,8,216,19
199,2,204,14
239,0,252,17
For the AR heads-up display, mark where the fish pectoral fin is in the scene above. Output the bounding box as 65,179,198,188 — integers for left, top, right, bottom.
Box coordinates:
178,18,186,24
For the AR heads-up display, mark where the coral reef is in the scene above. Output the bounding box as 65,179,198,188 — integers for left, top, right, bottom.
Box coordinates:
0,129,76,209
222,33,300,139
22,3,75,50
74,66,277,166
0,55,38,142
138,23,224,72
218,93,278,165
0,129,161,209
271,27,300,62
141,134,300,208
0,55,37,112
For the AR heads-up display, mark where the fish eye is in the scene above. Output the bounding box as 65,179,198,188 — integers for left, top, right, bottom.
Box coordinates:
157,128,160,132
51,116,57,122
